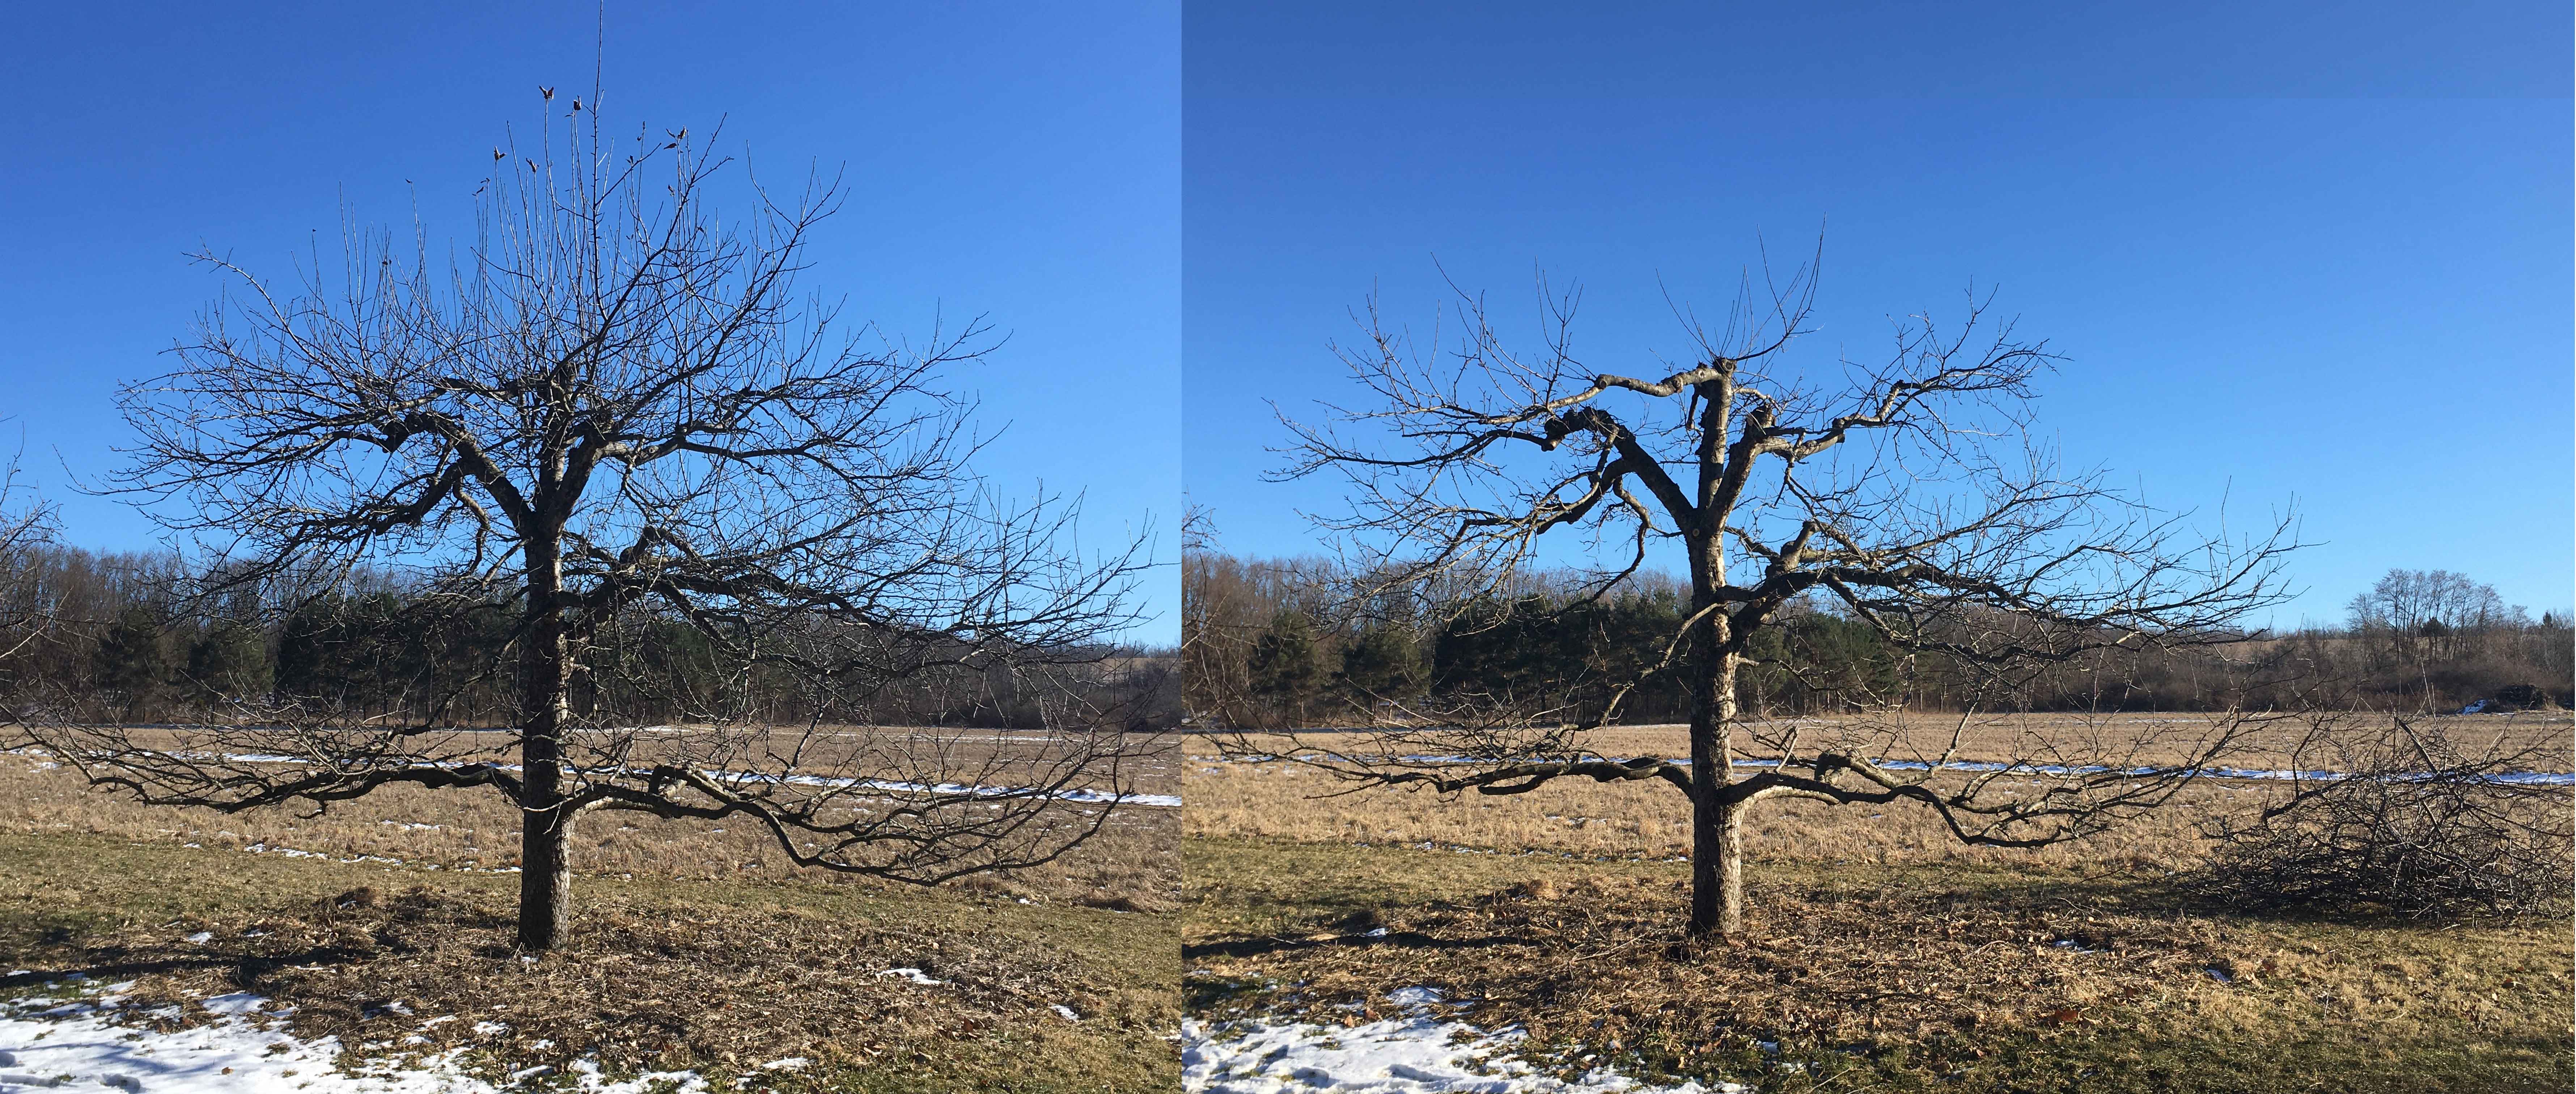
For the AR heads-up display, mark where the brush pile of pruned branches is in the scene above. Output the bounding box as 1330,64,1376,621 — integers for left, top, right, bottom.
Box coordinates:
2197,715,2572,918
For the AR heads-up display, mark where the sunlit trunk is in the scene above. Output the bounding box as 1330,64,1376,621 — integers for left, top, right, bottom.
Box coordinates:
1688,650,1744,938
516,538,574,951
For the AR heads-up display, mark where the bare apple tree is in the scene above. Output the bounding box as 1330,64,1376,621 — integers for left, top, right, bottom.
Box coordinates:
21,92,1156,950
1237,255,2300,938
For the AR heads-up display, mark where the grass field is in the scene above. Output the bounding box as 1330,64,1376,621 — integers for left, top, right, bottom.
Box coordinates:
1184,713,2576,1094
0,729,1182,1092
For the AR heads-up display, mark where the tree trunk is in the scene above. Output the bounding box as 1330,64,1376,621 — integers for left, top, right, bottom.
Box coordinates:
516,539,574,951
1688,649,1745,938
518,786,575,950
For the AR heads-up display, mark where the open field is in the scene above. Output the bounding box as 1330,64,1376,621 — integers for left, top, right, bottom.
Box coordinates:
0,728,1181,1091
1559,711,2573,772
1190,712,2571,872
1183,713,2576,1093
9,726,1178,908
1216,709,2575,776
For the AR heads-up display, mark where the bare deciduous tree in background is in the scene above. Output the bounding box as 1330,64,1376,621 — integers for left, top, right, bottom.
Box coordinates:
1234,254,2301,938
18,92,1156,950
1178,503,1253,726
0,445,60,666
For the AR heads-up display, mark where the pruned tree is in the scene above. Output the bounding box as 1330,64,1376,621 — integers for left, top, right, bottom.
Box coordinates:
18,90,1155,950
1232,254,2301,938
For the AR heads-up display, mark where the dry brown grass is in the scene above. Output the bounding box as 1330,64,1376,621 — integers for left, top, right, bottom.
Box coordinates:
1187,747,2224,874
1188,712,2572,875
1563,710,2572,770
2,830,1178,1092
1185,839,2574,1093
1184,711,2576,1091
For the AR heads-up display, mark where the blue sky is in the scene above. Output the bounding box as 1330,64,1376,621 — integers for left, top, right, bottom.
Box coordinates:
4,4,2568,644
1185,3,2575,628
0,2,1179,643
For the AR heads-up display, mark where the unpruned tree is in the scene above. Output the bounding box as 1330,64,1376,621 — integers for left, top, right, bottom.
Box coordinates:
20,90,1154,950
1230,253,2301,938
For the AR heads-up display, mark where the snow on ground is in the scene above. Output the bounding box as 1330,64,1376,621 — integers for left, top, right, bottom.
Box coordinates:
1183,988,1741,1094
1195,752,2574,788
0,979,708,1093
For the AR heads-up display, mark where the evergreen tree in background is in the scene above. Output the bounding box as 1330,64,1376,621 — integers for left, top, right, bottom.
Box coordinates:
1338,623,1423,703
91,605,168,721
185,618,271,705
1250,609,1325,720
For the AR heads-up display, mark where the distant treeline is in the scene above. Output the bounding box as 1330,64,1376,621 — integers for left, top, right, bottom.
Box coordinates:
0,544,1177,730
1184,551,2571,727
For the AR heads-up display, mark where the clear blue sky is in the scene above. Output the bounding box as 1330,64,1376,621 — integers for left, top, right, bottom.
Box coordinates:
1185,2,2575,628
0,2,1180,644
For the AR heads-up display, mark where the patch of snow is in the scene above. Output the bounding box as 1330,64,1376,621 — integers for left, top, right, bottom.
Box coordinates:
1,990,709,1093
878,968,946,987
757,1057,808,1071
184,932,213,945
1183,989,1743,1093
569,1059,709,1093
200,993,266,1017
1380,752,2576,788
1050,1005,1080,1023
